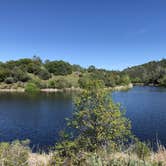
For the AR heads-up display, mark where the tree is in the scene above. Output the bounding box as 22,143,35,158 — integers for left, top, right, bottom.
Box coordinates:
37,69,51,80
57,80,131,155
104,73,116,87
12,67,30,82
159,76,166,87
27,63,41,74
45,60,72,75
120,75,131,85
0,68,10,82
32,55,42,65
87,65,96,73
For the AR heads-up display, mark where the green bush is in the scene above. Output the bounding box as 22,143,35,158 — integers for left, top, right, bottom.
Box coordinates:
54,78,72,89
25,82,40,93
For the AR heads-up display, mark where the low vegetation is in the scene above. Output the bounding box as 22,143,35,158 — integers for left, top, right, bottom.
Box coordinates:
0,140,165,166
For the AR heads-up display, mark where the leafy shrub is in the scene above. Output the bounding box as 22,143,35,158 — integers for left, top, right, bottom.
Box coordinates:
56,80,131,161
25,82,40,93
54,78,72,89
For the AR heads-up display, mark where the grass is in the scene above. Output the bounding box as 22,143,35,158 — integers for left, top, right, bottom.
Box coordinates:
0,140,166,166
29,149,165,166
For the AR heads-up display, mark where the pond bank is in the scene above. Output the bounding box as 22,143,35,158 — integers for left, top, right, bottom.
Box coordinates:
0,84,133,93
108,83,133,91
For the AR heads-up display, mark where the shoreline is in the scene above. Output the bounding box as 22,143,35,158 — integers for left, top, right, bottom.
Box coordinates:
0,84,133,93
109,83,133,91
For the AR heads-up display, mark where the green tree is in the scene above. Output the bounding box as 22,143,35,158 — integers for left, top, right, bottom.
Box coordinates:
57,80,131,156
37,68,51,80
27,63,41,74
120,75,131,85
87,65,96,73
159,76,166,87
0,68,10,82
45,60,72,75
12,67,30,82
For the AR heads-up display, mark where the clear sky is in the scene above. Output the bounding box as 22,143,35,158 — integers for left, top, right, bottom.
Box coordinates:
0,0,166,70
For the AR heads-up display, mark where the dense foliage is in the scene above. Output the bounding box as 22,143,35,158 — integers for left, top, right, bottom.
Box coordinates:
0,57,131,90
124,59,166,86
54,80,132,164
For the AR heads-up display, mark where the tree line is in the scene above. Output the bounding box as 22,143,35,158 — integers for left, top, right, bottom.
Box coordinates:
0,56,131,89
123,59,166,87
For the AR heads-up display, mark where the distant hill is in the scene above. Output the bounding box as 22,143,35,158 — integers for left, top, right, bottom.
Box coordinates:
123,59,166,86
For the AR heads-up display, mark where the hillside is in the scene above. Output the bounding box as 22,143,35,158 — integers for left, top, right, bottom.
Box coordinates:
0,56,131,91
123,59,166,86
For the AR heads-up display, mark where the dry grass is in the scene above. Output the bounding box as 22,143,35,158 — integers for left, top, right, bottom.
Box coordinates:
151,145,166,165
28,153,51,166
26,148,166,166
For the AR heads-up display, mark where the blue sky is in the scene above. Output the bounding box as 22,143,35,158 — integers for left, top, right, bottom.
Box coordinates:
0,0,166,70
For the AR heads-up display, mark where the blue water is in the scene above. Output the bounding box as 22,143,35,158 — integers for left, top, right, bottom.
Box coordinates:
0,92,73,150
112,86,166,145
0,86,166,149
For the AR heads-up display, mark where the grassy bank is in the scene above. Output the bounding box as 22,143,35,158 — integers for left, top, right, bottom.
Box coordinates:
0,140,165,166
28,146,166,166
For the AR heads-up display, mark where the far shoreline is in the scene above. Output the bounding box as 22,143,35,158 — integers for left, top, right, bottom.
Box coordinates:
0,84,133,93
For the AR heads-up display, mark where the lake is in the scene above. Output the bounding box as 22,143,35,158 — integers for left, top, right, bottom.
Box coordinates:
0,86,166,150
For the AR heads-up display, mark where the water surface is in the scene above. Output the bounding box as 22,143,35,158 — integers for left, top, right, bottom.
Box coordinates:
0,92,73,150
0,86,166,149
112,86,166,145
